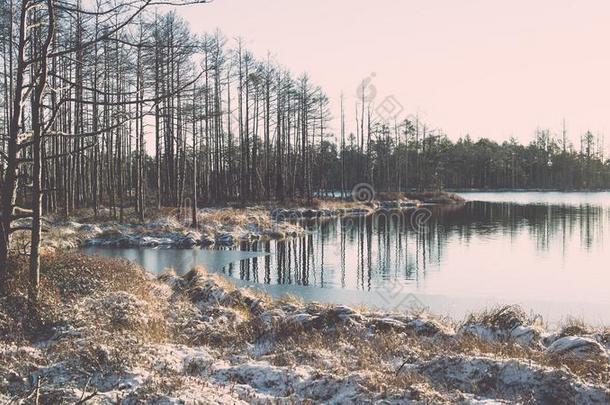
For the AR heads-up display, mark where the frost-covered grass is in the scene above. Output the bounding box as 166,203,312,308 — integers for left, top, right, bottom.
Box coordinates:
11,198,427,252
13,206,306,252
1,253,609,404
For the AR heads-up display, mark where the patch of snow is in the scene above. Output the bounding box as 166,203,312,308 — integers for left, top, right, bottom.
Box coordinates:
545,336,608,359
419,355,610,404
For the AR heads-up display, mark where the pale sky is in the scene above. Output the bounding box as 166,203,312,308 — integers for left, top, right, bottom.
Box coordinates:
177,0,610,150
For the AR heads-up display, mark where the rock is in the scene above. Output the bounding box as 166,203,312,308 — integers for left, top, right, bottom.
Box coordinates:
332,304,358,318
545,336,608,360
116,236,133,248
184,352,215,376
370,317,407,332
408,318,453,337
270,208,285,219
177,236,197,248
215,234,235,246
175,231,200,248
81,238,95,247
286,312,319,327
200,235,215,247
84,228,211,248
329,305,365,325
140,236,160,247
510,325,540,346
419,355,610,404
379,201,400,209
302,209,318,219
425,197,446,204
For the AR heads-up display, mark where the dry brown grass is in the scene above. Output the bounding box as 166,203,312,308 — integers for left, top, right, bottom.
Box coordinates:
255,321,448,401
449,333,540,360
375,191,406,201
196,207,289,234
248,301,610,389
161,271,610,390
315,199,369,210
462,305,533,330
558,317,591,338
268,197,368,210
444,329,610,384
40,251,152,300
2,252,609,403
0,253,181,403
405,191,465,204
276,197,325,209
0,252,165,343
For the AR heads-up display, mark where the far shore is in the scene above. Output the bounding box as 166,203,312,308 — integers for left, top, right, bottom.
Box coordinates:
448,188,610,192
13,191,462,252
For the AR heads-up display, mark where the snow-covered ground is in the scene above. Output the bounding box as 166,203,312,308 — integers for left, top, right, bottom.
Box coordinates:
24,204,379,251
1,253,609,404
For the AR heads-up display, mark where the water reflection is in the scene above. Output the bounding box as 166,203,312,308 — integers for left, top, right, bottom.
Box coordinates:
82,195,610,322
221,202,610,303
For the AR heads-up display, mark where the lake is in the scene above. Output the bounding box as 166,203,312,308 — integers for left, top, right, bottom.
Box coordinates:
83,192,610,324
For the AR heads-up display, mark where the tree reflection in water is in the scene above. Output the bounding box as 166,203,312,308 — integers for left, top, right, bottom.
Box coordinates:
223,201,608,294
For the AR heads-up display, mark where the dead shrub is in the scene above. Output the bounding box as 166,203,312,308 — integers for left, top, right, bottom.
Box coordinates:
558,317,591,338
463,305,533,332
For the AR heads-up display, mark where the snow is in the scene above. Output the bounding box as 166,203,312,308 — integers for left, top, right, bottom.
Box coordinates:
420,355,610,404
546,336,608,359
3,258,610,403
459,306,544,347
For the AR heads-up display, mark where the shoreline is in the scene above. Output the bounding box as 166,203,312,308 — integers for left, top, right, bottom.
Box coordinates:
80,242,610,326
451,188,610,192
1,252,609,403
4,192,610,402
27,196,436,251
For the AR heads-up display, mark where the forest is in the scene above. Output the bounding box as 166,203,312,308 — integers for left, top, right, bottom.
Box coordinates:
1,0,610,299
2,1,610,402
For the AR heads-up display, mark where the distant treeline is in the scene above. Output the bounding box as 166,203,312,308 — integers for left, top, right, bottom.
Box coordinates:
332,127,609,193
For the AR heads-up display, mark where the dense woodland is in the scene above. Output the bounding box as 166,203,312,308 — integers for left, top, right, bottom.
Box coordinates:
1,0,610,300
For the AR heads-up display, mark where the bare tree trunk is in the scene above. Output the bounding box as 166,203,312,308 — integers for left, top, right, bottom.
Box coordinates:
29,0,55,305
0,0,29,285
191,85,198,228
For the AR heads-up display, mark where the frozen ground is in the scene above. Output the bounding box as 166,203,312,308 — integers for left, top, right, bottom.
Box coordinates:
17,203,379,252
1,253,609,404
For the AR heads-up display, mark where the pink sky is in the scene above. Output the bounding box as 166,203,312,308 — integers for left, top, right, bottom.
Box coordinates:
177,0,610,150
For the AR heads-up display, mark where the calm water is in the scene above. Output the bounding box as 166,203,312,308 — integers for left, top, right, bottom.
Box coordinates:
83,192,610,324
